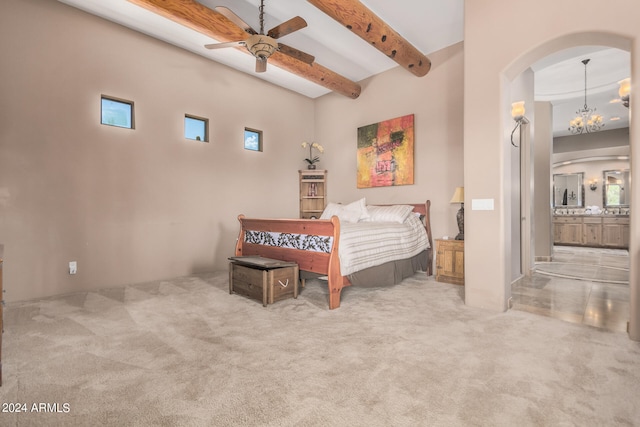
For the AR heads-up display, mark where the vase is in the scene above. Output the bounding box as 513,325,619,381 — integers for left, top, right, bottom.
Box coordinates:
307,164,316,170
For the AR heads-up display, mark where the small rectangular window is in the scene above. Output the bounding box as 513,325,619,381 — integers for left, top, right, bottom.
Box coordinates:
101,95,134,129
244,128,263,152
185,115,209,142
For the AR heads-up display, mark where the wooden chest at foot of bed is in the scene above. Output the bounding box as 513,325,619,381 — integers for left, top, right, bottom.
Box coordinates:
229,257,299,306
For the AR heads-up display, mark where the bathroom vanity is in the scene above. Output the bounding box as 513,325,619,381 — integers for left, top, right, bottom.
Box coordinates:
553,214,630,249
552,169,629,249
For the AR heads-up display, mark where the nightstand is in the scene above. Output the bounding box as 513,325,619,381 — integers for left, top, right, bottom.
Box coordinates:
435,239,464,285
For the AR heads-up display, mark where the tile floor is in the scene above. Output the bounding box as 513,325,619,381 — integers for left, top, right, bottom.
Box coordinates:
511,246,630,333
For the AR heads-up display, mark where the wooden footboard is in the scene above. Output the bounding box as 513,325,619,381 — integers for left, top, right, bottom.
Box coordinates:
235,215,348,309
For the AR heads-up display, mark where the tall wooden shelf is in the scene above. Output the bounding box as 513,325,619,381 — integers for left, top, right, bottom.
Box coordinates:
299,170,327,219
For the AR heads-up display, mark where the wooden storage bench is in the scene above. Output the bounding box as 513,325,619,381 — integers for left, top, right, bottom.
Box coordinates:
229,256,299,306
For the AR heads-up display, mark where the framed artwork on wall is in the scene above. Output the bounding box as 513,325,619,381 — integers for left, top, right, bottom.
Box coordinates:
244,128,263,152
357,114,414,188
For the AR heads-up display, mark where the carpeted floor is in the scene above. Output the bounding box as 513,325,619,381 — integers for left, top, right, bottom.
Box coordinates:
1,271,639,426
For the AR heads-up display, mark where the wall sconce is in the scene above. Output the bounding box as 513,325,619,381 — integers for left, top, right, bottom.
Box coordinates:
589,179,598,191
511,101,529,147
618,78,630,108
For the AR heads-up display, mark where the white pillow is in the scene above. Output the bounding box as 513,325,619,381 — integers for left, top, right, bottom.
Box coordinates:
320,198,369,223
319,202,343,220
342,198,369,222
366,204,414,223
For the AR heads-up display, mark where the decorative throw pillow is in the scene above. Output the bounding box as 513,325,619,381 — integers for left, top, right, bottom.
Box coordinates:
366,204,414,223
320,198,369,223
319,202,343,220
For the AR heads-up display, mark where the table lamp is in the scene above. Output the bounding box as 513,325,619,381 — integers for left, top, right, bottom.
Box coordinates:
450,187,464,240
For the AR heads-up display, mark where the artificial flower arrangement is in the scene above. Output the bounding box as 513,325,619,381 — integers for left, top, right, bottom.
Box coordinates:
301,141,324,168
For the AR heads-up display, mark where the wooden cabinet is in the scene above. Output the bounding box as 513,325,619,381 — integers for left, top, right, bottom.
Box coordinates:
553,216,629,249
299,170,327,219
553,216,583,245
602,217,630,248
435,239,464,285
582,217,602,247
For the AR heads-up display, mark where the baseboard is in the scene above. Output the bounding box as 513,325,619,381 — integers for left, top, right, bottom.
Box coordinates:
535,256,552,262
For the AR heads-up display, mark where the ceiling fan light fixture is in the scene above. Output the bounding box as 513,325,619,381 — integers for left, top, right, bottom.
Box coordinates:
568,58,604,135
246,34,278,60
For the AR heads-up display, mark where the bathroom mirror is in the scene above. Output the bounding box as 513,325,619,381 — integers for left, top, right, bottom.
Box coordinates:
553,173,584,207
603,169,630,208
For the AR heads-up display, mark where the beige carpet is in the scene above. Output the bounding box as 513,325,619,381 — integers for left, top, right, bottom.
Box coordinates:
1,271,639,426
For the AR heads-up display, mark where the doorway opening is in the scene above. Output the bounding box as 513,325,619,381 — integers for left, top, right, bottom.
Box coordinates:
505,37,633,335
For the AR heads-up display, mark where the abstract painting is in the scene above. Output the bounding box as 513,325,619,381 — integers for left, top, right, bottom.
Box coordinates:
357,114,414,188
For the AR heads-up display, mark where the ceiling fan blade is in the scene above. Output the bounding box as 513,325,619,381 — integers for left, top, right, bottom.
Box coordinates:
255,58,267,73
278,43,314,65
205,40,245,50
267,16,307,39
214,6,257,35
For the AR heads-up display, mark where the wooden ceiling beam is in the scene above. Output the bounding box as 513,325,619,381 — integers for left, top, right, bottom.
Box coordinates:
127,0,361,99
307,0,431,77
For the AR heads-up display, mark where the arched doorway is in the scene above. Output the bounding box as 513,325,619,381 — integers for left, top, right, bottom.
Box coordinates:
503,32,636,338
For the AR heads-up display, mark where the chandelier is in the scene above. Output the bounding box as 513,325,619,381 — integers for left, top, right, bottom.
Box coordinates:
568,59,604,135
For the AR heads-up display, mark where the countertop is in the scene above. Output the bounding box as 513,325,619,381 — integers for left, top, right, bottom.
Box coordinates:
553,214,629,218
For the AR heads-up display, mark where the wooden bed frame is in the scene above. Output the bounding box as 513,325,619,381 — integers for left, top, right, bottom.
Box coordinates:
235,200,433,309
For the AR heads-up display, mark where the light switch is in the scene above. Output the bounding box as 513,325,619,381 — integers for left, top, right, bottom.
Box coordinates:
69,261,77,275
471,199,495,211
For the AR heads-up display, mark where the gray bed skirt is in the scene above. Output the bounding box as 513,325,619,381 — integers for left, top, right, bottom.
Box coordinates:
299,250,429,287
347,250,429,287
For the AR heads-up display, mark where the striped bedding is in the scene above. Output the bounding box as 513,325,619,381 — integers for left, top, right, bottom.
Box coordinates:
338,213,430,276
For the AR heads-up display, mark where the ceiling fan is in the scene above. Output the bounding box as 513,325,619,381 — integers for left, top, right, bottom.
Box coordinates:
205,0,315,73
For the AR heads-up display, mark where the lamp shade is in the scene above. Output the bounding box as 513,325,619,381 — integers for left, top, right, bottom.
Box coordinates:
511,101,525,120
450,187,464,204
618,78,631,98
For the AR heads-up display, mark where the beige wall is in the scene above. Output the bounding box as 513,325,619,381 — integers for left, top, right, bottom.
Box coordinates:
315,42,465,243
464,0,640,339
534,101,553,261
0,0,315,301
509,69,535,282
554,128,630,153
0,0,464,302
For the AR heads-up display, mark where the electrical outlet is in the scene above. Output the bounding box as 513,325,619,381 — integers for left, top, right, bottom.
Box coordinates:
69,261,77,275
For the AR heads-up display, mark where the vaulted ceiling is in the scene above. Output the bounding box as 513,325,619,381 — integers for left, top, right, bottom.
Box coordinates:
57,0,630,137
